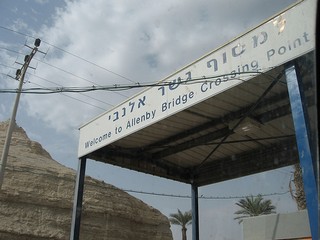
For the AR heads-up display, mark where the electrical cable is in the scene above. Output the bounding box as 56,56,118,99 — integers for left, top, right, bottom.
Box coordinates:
0,70,267,94
27,73,113,107
123,188,291,200
0,69,111,110
0,25,136,83
28,81,107,111
0,64,114,108
5,164,292,200
0,46,20,55
0,46,129,99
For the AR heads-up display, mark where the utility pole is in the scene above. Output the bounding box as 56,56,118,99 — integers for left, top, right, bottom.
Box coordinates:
0,38,41,189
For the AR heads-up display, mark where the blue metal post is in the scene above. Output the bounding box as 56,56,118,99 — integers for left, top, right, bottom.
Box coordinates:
70,157,87,240
191,184,199,240
285,63,318,239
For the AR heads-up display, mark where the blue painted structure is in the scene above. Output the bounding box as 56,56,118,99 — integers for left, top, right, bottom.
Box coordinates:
191,184,199,240
285,63,318,239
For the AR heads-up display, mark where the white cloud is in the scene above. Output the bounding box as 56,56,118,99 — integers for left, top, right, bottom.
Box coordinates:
10,18,29,32
34,0,49,4
0,0,297,147
13,0,296,134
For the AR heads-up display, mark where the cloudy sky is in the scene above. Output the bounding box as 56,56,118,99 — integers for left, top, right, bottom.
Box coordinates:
0,0,301,239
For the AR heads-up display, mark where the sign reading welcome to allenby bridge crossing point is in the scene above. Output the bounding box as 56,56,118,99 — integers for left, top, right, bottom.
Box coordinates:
78,0,315,158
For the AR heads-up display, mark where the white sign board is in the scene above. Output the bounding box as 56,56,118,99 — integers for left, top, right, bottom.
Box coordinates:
78,0,315,158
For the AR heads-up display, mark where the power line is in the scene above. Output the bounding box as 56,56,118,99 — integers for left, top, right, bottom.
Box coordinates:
28,81,107,111
0,25,136,83
27,72,113,108
0,46,129,99
0,46,20,55
0,27,134,111
0,25,34,39
0,63,118,109
0,67,112,110
0,70,268,94
37,60,129,99
123,188,291,200
5,164,291,200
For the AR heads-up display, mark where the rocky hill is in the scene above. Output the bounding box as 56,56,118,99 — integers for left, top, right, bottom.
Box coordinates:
0,121,173,240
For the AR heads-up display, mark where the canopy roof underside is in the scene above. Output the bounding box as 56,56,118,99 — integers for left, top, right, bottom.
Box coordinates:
87,53,315,187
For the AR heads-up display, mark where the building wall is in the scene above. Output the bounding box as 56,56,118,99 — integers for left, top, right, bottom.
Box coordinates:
242,210,311,240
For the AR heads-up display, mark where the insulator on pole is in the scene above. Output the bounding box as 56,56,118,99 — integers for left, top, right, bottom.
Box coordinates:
16,69,21,77
34,38,41,47
24,55,29,62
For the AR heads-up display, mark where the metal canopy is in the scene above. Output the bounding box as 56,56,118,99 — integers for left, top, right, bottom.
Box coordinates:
72,53,317,240
86,60,314,187
77,0,316,188
72,1,318,239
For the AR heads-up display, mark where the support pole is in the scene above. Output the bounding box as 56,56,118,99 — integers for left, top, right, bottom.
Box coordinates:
191,184,199,240
0,40,40,189
285,63,318,239
70,157,87,240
